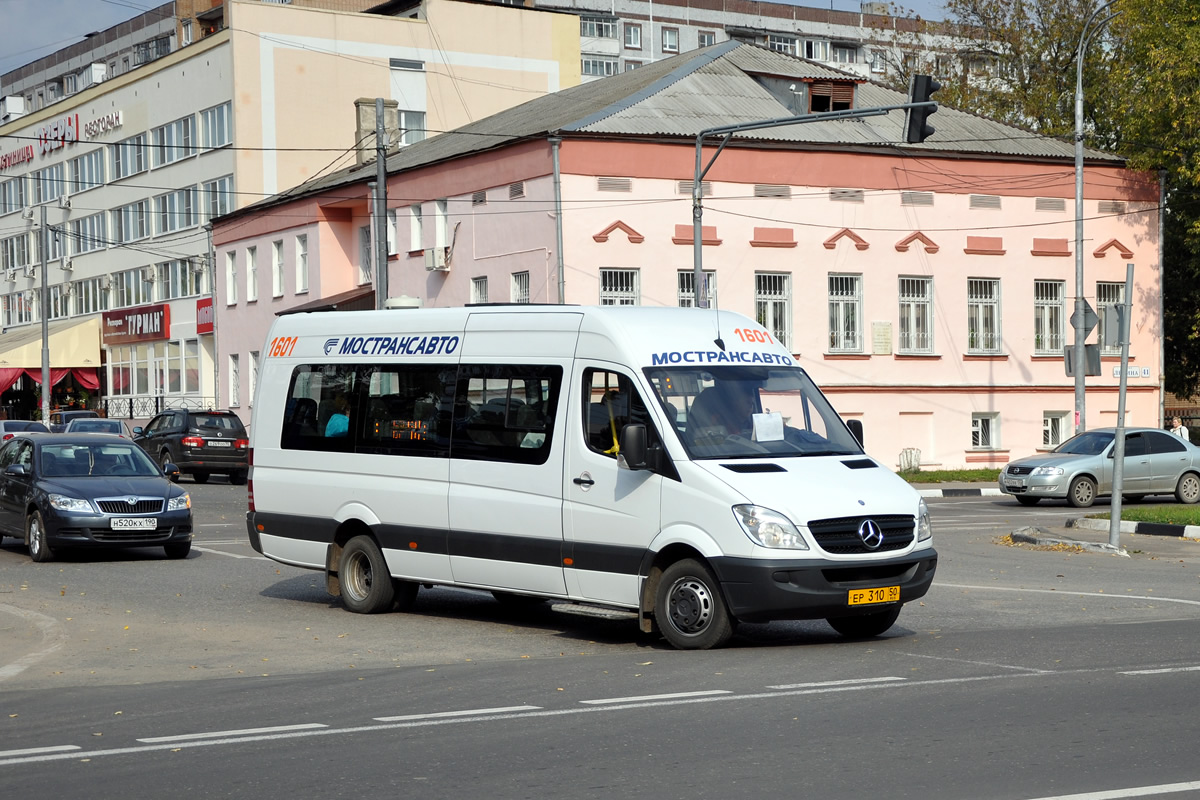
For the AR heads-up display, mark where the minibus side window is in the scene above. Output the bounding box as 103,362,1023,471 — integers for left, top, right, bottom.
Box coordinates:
582,368,660,459
451,364,561,465
281,365,359,452
358,365,455,456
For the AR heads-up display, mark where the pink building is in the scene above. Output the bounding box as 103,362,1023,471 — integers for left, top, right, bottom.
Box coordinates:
213,42,1161,470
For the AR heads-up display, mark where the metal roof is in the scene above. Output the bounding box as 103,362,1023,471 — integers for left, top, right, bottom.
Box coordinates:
226,41,1115,218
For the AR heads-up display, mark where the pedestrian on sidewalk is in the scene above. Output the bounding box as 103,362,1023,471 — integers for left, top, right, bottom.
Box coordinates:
1170,416,1189,440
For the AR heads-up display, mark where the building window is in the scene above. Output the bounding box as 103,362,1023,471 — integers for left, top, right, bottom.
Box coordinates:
182,19,192,45
434,199,448,249
600,268,640,305
2,290,36,326
73,276,109,315
511,271,530,303
662,28,679,53
203,175,234,220
967,278,1001,354
409,205,423,252
359,226,372,285
1034,279,1065,354
71,213,106,254
295,234,308,293
898,276,932,353
158,259,202,300
805,40,831,61
225,251,237,305
2,234,30,270
112,133,147,179
31,164,66,204
154,186,196,234
249,351,260,407
386,209,398,254
0,177,26,215
399,109,425,146
246,245,257,302
580,16,616,38
113,199,150,243
832,45,858,64
472,276,488,304
272,239,284,297
677,269,715,308
152,116,195,167
41,226,64,263
869,50,886,73
624,60,642,71
1043,412,1068,448
229,354,240,407
624,23,641,49
756,273,791,351
70,149,105,193
828,274,862,352
972,413,998,449
698,31,716,48
114,267,152,308
199,102,232,149
49,284,70,319
1097,281,1125,355
582,57,618,77
768,35,797,56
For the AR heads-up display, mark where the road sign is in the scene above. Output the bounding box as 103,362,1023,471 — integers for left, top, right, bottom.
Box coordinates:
1102,305,1125,348
1064,343,1101,377
1069,300,1099,339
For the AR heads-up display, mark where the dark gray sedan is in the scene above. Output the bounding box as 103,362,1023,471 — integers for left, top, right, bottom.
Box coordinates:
999,427,1200,507
0,434,193,561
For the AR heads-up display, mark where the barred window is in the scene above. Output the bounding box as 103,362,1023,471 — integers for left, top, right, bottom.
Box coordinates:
757,273,791,351
828,274,862,352
1097,281,1125,355
511,271,530,304
967,278,1000,353
1034,280,1064,354
677,269,716,308
472,276,488,304
600,268,640,305
898,276,932,353
972,413,998,449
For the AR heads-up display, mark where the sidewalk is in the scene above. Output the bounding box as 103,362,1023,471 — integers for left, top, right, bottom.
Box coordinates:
913,481,1200,554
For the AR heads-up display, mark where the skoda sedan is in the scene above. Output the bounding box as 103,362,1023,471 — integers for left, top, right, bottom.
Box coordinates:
0,434,193,562
999,427,1200,508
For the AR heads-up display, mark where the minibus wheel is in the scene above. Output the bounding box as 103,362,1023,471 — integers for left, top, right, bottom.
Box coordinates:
339,536,395,613
655,559,734,650
826,606,901,639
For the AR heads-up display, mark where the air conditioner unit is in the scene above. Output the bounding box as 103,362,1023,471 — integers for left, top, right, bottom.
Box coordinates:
58,194,70,209
20,207,33,220
101,275,113,290
142,267,157,282
190,260,205,274
4,268,15,282
61,259,73,272
424,246,448,271
24,265,35,279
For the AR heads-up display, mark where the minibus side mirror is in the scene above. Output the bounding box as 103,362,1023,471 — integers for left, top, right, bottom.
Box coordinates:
846,419,864,447
618,424,649,470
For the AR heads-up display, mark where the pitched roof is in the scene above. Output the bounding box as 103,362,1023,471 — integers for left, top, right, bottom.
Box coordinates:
229,41,1117,217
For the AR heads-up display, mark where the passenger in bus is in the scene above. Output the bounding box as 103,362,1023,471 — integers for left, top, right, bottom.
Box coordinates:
325,395,350,437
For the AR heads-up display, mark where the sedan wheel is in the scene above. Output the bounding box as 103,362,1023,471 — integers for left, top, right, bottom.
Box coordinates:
1068,476,1097,508
27,510,54,563
1175,473,1200,505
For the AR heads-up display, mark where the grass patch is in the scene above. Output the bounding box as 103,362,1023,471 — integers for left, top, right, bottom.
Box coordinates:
1087,504,1200,526
898,468,1001,484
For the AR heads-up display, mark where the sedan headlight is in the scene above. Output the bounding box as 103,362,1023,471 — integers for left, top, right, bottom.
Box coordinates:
732,504,809,550
1032,466,1064,476
167,493,191,512
49,493,93,513
917,498,933,542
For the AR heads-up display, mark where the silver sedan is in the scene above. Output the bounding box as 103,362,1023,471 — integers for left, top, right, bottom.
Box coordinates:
999,427,1200,507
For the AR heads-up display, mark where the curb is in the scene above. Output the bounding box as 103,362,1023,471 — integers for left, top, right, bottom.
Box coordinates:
916,487,1005,498
1010,526,1129,557
1068,516,1200,540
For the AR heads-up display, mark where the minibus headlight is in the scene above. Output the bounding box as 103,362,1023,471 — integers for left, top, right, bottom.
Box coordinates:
917,499,933,542
732,505,809,550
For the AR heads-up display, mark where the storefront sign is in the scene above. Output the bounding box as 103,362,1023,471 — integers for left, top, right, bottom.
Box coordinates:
102,304,171,346
196,296,214,334
0,144,34,172
37,113,79,156
83,110,123,139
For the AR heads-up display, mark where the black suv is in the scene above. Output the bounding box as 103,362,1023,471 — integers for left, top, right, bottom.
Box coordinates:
133,409,249,484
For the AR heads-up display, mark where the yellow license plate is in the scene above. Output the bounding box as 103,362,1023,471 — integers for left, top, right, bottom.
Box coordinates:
848,586,900,606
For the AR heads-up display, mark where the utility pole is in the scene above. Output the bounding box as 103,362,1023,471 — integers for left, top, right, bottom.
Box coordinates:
374,97,389,309
39,205,50,425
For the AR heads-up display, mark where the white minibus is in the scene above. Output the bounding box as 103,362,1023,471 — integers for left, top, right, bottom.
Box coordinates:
246,306,936,649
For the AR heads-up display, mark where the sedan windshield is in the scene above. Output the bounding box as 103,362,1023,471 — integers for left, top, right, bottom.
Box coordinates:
1053,431,1114,456
67,420,123,434
41,442,161,477
644,365,862,459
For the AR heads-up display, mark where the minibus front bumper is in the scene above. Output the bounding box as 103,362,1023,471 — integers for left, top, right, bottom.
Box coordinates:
709,548,938,623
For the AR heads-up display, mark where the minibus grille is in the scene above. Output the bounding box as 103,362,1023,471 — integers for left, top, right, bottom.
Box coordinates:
806,514,914,554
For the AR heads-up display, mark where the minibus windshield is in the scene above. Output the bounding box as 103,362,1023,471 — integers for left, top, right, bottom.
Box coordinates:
644,365,864,460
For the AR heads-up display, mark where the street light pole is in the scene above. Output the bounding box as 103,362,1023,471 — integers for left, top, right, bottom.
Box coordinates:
1073,0,1122,433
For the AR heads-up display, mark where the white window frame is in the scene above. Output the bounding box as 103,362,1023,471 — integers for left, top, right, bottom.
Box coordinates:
70,149,105,193
1043,411,1069,448
698,31,716,47
768,35,797,56
677,269,716,308
624,23,642,49
471,276,488,304
1034,279,1064,354
1097,281,1125,355
828,274,862,353
271,239,284,297
246,245,257,302
152,116,195,167
662,27,679,53
409,205,423,252
600,268,640,306
967,278,1001,354
203,175,233,221
225,251,237,305
972,413,999,450
154,186,196,235
228,353,240,407
511,271,530,304
71,213,106,254
295,234,308,293
898,276,933,354
756,273,792,351
358,225,372,286
200,102,232,149
582,57,618,77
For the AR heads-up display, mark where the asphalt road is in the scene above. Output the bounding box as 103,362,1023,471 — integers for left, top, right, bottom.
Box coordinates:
3,484,1200,799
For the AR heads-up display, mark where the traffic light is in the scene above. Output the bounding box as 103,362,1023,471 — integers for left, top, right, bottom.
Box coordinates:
904,74,941,144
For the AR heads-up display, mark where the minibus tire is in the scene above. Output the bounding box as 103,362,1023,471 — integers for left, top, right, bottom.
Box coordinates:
655,559,734,650
826,606,901,639
339,536,395,614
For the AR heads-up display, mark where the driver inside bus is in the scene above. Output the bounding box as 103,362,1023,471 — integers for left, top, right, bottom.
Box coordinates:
689,382,758,443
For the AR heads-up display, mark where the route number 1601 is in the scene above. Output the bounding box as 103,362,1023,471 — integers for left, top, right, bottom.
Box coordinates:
734,328,774,344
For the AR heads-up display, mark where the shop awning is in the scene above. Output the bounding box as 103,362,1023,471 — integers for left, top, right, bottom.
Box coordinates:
0,317,102,370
